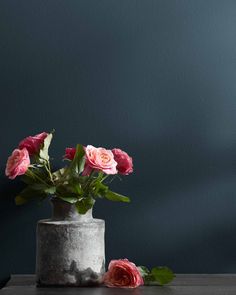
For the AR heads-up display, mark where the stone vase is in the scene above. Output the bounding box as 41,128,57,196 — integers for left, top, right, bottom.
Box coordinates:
36,198,105,286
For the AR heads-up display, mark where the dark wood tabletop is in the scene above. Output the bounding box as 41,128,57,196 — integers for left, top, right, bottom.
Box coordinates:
1,274,236,295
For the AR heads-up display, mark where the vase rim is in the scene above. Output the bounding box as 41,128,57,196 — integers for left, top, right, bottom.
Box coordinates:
50,197,93,221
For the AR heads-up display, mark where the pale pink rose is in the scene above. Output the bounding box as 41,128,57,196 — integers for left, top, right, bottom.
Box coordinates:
19,132,48,156
64,147,76,160
5,148,30,180
112,148,133,175
103,259,144,288
83,145,117,175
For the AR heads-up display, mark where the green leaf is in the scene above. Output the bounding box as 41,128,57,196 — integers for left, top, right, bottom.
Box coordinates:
77,175,89,184
15,186,48,205
15,195,27,205
44,186,56,194
97,171,104,181
75,143,85,159
150,267,175,285
138,266,150,277
105,190,130,203
70,144,85,174
65,176,84,195
22,169,48,185
58,195,78,204
28,183,55,195
75,196,95,214
52,168,66,181
30,183,48,190
72,183,83,195
21,175,35,185
78,157,85,174
39,133,53,162
94,182,108,197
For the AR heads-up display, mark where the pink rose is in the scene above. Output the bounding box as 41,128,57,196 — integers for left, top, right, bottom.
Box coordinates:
5,148,30,180
103,259,144,288
19,132,48,156
64,147,76,160
83,145,117,175
112,148,133,175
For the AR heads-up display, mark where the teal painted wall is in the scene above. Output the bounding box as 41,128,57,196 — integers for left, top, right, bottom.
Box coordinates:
0,0,236,286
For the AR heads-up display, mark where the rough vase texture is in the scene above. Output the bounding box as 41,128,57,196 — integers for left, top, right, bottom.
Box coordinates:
36,199,105,286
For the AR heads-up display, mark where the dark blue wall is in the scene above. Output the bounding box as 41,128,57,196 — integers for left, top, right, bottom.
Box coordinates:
1,0,236,286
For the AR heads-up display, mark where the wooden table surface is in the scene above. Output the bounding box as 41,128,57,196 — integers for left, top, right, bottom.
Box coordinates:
1,274,236,295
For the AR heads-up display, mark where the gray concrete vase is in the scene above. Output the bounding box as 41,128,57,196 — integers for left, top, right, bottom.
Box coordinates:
36,198,105,286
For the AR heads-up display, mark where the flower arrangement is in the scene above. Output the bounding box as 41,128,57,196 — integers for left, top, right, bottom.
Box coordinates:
5,131,133,212
5,131,175,288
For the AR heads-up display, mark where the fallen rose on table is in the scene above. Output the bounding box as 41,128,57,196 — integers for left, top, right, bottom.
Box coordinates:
103,259,175,288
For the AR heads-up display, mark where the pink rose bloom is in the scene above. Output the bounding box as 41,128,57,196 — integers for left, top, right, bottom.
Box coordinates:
103,259,144,288
83,145,117,175
19,132,48,156
64,147,76,160
112,148,133,175
5,148,30,180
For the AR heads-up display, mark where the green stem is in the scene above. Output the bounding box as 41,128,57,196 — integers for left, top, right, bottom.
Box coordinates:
45,161,54,184
101,175,109,182
83,170,96,196
26,169,50,187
